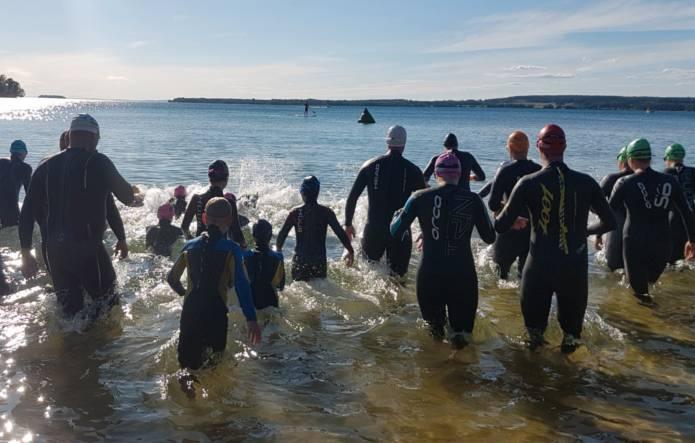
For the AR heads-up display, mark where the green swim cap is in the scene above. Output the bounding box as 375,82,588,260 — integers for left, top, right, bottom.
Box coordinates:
626,138,652,160
617,146,628,162
664,143,685,161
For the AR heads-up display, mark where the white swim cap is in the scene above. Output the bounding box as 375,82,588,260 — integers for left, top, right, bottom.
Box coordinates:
70,114,100,135
386,125,407,148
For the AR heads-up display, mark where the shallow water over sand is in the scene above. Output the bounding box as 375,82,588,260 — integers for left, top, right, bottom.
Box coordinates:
1,99,694,441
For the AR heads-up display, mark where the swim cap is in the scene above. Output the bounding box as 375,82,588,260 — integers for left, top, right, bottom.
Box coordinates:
617,146,628,162
300,175,320,198
507,131,529,154
157,203,175,221
386,125,407,148
664,143,686,161
536,124,566,154
174,185,187,198
626,138,652,160
252,219,273,244
208,160,229,182
434,152,462,179
204,197,232,220
443,133,458,149
70,114,100,135
10,140,27,154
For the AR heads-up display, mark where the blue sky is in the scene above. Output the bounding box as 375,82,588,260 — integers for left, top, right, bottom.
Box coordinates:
1,0,695,99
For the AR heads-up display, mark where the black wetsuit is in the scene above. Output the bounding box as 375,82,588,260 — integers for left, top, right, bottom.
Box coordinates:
278,201,352,281
664,164,695,262
0,157,32,227
345,151,425,276
423,150,485,191
146,220,184,257
609,168,695,295
181,187,245,246
488,159,541,279
495,162,615,338
174,197,187,219
18,148,134,316
243,246,285,309
167,226,256,370
599,168,633,270
391,184,495,336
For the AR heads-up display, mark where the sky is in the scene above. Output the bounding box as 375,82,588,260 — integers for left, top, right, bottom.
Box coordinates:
1,0,695,100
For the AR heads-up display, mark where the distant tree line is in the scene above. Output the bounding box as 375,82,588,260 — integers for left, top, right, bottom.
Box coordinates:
171,95,695,111
0,75,25,98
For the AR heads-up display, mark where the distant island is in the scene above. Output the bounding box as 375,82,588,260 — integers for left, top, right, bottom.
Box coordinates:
170,95,695,111
38,94,66,99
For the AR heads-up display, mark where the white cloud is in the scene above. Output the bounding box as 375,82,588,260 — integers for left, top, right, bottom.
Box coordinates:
505,65,547,71
106,75,128,81
128,40,152,49
432,0,695,53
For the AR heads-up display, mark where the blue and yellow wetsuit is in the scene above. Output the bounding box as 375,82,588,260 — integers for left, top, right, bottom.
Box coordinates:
167,225,256,370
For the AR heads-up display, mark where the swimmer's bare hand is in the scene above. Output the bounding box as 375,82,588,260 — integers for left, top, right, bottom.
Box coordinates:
344,225,355,242
469,174,477,182
21,249,38,278
114,240,129,259
247,321,262,345
685,241,695,261
511,217,529,230
594,236,603,251
416,234,424,252
343,250,355,267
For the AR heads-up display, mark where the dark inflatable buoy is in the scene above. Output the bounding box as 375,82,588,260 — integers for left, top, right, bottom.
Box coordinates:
358,107,376,124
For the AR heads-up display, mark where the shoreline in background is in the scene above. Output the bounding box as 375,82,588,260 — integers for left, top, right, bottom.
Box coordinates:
170,95,695,112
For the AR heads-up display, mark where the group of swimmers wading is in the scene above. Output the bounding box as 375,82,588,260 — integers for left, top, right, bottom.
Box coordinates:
1,114,693,373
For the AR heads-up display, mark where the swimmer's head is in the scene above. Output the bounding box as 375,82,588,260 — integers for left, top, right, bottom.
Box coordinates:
252,219,273,247
300,175,320,203
10,140,27,161
386,125,406,153
626,138,652,171
507,131,529,159
59,131,70,151
664,143,685,167
174,185,187,199
203,197,233,231
157,203,175,222
69,114,100,151
617,146,628,169
208,160,229,187
443,133,459,150
536,124,566,162
434,152,462,185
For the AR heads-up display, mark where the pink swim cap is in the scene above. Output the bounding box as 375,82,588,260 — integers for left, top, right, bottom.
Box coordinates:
434,152,462,178
157,203,175,221
174,185,187,198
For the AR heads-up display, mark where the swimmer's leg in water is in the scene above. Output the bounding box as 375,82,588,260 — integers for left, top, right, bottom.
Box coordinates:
520,265,553,349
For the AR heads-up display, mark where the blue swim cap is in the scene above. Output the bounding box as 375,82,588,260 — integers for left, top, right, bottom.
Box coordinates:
10,140,27,154
300,175,320,198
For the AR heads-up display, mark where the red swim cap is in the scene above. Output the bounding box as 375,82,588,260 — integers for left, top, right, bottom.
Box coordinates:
174,185,187,198
157,203,175,221
536,124,566,154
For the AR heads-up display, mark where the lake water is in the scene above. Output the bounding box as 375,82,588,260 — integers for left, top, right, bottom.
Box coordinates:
0,98,694,442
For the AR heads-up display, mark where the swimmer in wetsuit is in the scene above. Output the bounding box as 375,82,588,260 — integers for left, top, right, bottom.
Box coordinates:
663,143,695,263
423,133,486,191
344,125,425,276
391,153,496,349
495,124,616,353
181,160,246,248
277,176,354,281
488,131,541,279
19,114,135,317
244,219,285,310
609,139,695,303
0,140,32,228
595,146,633,271
167,197,261,370
173,185,188,219
146,203,184,257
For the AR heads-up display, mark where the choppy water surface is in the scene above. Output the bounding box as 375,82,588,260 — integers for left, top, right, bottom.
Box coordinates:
1,98,694,442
